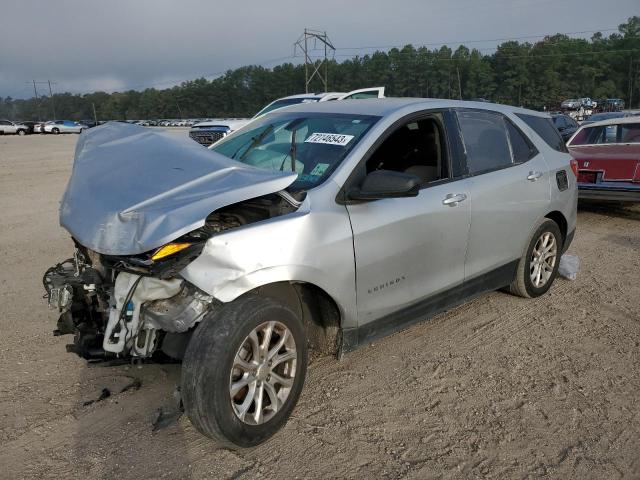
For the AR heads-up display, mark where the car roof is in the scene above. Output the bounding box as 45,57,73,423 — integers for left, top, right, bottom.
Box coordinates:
277,92,344,101
275,97,550,118
580,115,639,128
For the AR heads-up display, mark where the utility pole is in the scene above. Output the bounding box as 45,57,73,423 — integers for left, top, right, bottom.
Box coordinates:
48,80,56,120
456,66,463,100
92,102,98,125
294,29,335,93
28,80,57,120
627,57,633,108
28,80,41,121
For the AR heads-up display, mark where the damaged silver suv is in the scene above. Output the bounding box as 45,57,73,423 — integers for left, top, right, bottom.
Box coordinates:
44,98,577,447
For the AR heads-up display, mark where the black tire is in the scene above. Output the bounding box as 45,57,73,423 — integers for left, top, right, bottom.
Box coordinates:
509,218,562,298
52,128,60,135
17,129,26,136
182,295,308,447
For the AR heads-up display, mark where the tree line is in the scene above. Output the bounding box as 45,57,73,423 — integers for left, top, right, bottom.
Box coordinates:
1,16,638,122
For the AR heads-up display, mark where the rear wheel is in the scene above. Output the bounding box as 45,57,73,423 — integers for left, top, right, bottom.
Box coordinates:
52,128,60,135
509,218,561,298
17,129,26,136
182,295,308,447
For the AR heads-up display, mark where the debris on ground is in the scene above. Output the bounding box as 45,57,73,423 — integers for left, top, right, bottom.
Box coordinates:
559,254,580,280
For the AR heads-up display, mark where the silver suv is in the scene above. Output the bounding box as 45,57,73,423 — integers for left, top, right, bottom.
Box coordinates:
44,99,577,447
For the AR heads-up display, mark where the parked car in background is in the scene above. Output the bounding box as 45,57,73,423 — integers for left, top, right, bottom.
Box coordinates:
0,119,29,135
581,111,630,126
551,113,579,142
189,87,385,147
561,99,581,110
44,98,576,447
567,116,640,202
43,120,88,134
79,120,99,128
16,121,39,134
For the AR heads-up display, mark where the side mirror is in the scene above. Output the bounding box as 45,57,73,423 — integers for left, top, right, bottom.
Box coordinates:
347,169,420,201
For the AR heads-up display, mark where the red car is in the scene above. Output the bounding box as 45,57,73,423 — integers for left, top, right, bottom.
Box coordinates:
567,117,640,202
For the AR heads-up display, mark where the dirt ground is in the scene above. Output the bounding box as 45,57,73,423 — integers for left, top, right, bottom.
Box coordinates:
0,132,639,480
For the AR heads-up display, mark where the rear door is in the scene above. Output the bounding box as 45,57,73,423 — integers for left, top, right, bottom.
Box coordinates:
456,109,551,280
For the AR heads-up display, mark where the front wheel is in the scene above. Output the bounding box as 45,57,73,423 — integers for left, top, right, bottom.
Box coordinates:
509,218,562,298
17,129,26,136
182,295,308,447
52,128,60,135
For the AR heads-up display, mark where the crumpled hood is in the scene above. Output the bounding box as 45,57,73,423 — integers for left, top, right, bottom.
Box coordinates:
60,122,297,256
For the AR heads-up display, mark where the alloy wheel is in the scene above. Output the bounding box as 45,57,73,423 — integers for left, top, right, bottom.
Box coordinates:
530,231,557,288
229,321,297,425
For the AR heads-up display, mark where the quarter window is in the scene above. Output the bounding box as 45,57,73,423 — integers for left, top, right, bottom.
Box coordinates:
457,111,513,175
506,120,537,163
516,113,568,152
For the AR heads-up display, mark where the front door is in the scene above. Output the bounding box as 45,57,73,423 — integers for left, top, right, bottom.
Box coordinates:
345,113,470,336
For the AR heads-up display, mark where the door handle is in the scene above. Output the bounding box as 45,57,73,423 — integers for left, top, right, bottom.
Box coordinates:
527,171,543,181
442,193,467,206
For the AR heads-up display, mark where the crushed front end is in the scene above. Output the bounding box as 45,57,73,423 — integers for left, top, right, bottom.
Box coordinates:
43,242,216,362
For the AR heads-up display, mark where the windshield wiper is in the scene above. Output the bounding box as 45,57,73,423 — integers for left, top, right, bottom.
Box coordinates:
279,119,305,173
231,124,274,160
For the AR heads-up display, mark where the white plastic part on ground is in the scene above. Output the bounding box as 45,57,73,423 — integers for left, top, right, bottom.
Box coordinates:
558,254,580,281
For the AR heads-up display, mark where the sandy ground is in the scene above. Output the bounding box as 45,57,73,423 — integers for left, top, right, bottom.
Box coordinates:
0,132,639,480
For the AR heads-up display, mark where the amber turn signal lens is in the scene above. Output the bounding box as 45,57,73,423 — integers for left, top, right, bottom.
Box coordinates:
569,158,579,177
151,242,192,261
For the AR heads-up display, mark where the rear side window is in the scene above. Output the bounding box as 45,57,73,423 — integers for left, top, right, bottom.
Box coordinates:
457,110,513,175
505,120,537,163
516,113,568,152
621,123,640,143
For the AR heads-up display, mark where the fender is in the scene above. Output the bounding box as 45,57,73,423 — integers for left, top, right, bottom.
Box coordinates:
179,196,358,330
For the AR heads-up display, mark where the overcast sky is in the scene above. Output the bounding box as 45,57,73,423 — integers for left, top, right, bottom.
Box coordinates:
1,0,638,99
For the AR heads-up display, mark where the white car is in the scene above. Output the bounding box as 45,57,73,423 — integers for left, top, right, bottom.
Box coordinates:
189,87,385,146
43,120,88,134
0,120,29,135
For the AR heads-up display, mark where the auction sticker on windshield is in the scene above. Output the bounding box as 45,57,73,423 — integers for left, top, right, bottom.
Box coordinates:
305,132,354,146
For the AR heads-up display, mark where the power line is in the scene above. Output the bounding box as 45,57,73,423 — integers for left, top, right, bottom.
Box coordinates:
329,28,621,52
73,25,627,94
313,48,640,61
8,25,629,98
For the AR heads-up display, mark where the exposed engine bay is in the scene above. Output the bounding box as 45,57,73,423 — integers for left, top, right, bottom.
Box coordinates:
43,193,299,362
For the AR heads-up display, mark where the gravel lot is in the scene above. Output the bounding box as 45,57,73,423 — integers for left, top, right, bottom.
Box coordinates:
1,132,639,479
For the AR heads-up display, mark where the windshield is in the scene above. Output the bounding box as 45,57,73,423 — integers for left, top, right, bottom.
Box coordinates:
253,98,320,118
211,112,378,191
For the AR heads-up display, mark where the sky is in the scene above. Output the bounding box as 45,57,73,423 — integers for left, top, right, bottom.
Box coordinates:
1,0,638,99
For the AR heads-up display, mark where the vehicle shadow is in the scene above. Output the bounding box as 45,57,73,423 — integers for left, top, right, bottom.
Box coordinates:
578,200,640,221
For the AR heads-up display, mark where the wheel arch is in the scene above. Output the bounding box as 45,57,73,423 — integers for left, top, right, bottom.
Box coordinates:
544,210,568,244
239,281,342,356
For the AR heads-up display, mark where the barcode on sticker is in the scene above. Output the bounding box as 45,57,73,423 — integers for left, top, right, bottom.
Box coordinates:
305,133,354,146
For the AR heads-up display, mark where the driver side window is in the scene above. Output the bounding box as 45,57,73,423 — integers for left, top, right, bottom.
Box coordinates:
365,115,449,185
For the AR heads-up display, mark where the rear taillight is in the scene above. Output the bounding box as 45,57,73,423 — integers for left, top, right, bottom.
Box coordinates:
569,158,579,177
